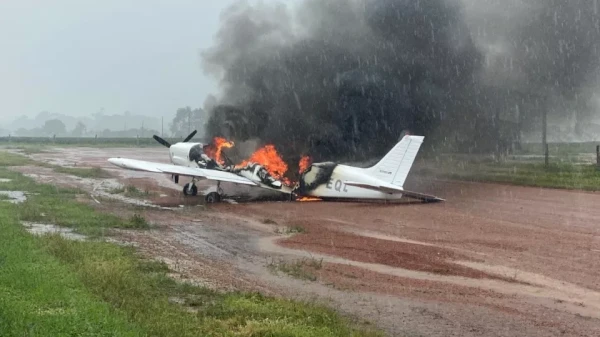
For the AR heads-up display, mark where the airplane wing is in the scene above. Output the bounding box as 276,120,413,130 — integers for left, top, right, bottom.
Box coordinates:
108,158,258,186
344,181,444,203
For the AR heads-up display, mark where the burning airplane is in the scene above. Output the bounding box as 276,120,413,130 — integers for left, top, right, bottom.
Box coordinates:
108,130,443,203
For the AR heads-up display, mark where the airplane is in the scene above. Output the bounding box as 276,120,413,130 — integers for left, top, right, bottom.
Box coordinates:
107,130,293,203
107,131,444,203
292,135,444,203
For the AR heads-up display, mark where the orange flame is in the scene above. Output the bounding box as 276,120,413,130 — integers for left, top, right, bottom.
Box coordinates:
236,145,289,182
206,137,311,187
204,137,234,165
297,197,322,202
299,155,312,174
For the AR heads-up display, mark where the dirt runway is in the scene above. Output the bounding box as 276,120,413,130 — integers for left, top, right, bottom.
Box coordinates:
11,146,600,337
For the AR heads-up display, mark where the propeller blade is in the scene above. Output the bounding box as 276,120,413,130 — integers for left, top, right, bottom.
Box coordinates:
153,135,171,148
183,130,197,142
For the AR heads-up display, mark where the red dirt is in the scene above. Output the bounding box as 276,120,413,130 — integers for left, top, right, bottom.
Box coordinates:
277,222,510,280
216,178,600,293
317,262,505,300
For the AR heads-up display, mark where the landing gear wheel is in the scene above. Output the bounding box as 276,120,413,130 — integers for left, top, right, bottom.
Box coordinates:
183,183,198,196
205,192,221,203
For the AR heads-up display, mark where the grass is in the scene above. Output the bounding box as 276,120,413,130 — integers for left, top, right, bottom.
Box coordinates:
519,142,600,155
275,225,307,235
109,185,155,199
268,257,324,282
53,166,113,179
0,150,382,336
0,205,145,337
124,185,152,198
0,151,36,166
0,137,164,148
420,158,600,191
126,214,151,229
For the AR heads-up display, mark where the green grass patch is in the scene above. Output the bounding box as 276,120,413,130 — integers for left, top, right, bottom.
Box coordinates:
268,257,324,282
432,160,600,191
19,145,52,155
0,151,35,166
275,225,307,235
519,142,600,155
41,237,375,336
263,218,278,225
0,164,146,236
0,204,145,337
109,186,126,194
109,185,155,199
53,166,113,179
126,214,151,229
124,185,152,198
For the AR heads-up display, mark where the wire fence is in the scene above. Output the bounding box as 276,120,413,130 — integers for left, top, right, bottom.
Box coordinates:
0,135,210,147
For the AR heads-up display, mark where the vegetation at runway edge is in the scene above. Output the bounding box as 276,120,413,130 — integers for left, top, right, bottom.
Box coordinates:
53,166,113,179
0,151,383,337
2,146,115,179
268,257,324,282
424,160,600,191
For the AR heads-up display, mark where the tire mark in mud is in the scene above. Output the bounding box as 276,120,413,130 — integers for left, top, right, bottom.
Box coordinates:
259,236,600,320
171,225,235,260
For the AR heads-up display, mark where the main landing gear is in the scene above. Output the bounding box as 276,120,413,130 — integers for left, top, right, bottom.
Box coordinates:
182,182,198,196
182,180,223,204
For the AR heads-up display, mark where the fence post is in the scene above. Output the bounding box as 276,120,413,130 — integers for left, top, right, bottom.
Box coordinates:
544,143,549,167
596,145,599,168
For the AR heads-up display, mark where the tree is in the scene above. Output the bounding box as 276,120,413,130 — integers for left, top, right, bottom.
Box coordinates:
169,107,206,137
42,119,66,136
71,122,87,137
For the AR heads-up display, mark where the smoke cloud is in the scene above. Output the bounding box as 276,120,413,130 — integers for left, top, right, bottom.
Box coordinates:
202,0,600,161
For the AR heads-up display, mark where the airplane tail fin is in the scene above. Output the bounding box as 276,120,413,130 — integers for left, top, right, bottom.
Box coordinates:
365,135,424,187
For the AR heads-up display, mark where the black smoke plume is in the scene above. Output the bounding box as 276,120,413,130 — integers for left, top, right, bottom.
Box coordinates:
203,0,600,162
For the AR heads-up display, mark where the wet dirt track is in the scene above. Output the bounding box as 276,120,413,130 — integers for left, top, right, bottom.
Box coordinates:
12,146,600,337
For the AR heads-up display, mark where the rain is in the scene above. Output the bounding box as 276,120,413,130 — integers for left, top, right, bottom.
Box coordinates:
2,1,600,336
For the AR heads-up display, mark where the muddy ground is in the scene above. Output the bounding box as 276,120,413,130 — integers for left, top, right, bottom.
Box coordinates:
7,146,600,337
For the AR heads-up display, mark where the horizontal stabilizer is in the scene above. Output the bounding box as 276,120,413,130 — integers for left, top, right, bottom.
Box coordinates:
400,189,445,203
344,181,444,203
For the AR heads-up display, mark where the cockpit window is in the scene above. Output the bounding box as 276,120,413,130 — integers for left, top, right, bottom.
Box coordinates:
188,144,203,162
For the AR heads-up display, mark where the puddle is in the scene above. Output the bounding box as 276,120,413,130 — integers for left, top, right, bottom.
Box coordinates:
0,190,27,204
21,222,88,241
0,178,12,183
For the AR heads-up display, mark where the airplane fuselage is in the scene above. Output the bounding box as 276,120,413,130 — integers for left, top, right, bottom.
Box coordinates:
296,163,404,200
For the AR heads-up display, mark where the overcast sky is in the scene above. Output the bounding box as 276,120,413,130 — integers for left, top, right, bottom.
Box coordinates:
0,0,243,122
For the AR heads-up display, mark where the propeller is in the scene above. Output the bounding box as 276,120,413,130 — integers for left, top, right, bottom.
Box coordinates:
183,130,197,143
153,135,171,148
152,130,197,148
